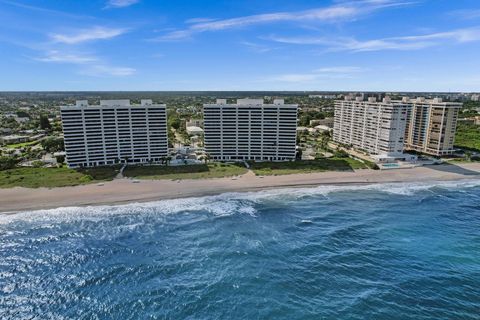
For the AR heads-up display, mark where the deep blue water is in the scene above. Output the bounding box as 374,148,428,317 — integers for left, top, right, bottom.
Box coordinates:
1,180,480,320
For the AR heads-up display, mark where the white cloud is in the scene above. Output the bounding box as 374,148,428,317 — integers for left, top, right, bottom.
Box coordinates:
0,0,91,19
450,9,480,20
240,41,275,53
34,50,134,77
314,66,366,73
106,0,140,8
35,51,97,64
271,74,320,82
50,26,127,44
80,65,136,77
153,0,412,41
267,27,480,52
185,18,217,24
266,66,367,83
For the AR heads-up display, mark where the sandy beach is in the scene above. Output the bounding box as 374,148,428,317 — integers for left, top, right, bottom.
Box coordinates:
1,163,480,214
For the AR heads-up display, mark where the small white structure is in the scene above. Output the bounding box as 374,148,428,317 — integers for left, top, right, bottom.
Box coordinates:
0,128,12,134
0,135,29,145
314,125,333,132
371,153,417,164
15,117,30,123
310,118,334,127
186,126,204,136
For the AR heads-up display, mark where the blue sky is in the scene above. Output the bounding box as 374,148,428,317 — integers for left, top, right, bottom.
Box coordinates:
0,0,479,91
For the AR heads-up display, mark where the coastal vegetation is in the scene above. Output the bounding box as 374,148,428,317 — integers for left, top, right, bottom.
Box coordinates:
124,162,247,180
249,158,367,176
297,108,334,127
0,166,119,188
460,101,480,117
455,123,480,152
5,140,40,149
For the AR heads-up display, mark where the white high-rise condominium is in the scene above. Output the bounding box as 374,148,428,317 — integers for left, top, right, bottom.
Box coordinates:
333,97,412,161
203,99,298,161
404,97,462,156
61,99,168,168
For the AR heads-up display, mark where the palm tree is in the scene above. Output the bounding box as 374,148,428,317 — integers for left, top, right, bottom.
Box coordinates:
465,151,473,161
204,152,211,164
319,132,331,152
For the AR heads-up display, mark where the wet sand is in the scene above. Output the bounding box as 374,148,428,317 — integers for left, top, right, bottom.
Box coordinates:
1,163,480,214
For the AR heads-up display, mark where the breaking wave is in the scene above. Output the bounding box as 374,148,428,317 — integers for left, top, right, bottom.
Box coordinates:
1,179,480,225
1,178,479,319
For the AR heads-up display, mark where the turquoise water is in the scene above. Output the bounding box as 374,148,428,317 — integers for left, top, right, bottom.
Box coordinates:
382,163,400,168
1,180,480,319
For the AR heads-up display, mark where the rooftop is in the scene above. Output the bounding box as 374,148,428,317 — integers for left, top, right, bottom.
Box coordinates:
206,98,296,107
338,96,463,106
62,99,165,109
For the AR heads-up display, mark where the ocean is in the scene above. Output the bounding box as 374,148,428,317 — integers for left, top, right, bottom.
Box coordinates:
1,180,480,319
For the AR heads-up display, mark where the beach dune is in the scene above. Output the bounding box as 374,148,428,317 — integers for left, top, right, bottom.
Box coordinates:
1,163,480,214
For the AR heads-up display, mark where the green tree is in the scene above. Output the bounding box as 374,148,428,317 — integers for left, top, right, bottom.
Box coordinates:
41,137,64,152
465,151,473,161
39,114,52,130
16,111,30,118
55,154,65,164
200,153,211,164
169,117,181,130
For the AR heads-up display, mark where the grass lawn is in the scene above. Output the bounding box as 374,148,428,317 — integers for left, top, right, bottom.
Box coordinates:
249,157,368,176
0,166,120,188
446,158,480,164
77,165,121,181
455,123,480,152
124,162,248,180
5,140,40,149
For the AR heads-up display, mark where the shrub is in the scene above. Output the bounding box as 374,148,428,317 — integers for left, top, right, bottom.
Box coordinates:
79,175,93,183
334,149,349,158
364,161,380,170
0,156,18,171
55,154,65,164
32,160,44,168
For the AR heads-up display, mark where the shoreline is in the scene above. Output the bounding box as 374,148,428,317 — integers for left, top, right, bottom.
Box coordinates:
1,163,480,214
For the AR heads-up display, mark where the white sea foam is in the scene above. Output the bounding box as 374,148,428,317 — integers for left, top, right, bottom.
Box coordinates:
1,179,480,224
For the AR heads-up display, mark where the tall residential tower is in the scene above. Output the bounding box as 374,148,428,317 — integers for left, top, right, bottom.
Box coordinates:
61,99,168,168
333,97,414,162
404,97,462,156
203,99,298,161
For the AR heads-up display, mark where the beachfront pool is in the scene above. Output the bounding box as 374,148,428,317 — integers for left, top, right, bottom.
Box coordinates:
382,163,400,168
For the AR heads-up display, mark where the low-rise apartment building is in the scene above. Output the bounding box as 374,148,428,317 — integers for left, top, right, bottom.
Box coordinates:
203,99,298,161
404,97,462,156
61,99,168,168
333,97,414,162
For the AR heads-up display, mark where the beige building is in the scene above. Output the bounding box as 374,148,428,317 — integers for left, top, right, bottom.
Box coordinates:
333,97,415,162
404,97,462,156
309,117,334,128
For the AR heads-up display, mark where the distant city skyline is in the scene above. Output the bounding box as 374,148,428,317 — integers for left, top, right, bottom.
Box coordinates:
1,0,480,91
